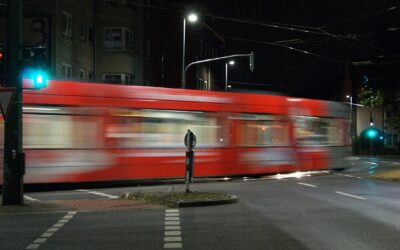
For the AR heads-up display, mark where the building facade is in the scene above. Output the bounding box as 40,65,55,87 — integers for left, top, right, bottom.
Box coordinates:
0,0,223,88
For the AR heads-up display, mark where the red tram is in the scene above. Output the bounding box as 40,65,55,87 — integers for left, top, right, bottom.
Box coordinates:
0,80,351,183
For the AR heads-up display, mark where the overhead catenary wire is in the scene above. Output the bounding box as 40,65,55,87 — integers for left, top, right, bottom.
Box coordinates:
320,5,398,29
219,35,347,64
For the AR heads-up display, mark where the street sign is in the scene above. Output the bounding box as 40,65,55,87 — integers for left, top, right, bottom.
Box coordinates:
0,87,15,120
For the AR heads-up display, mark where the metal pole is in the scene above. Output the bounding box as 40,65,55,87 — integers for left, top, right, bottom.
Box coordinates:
181,18,186,89
3,0,24,205
225,62,228,91
350,96,353,144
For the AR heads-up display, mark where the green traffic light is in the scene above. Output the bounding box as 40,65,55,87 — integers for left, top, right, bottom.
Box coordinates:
33,70,47,89
36,74,43,84
367,129,377,138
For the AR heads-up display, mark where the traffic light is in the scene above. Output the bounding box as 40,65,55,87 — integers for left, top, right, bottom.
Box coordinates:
22,68,48,89
0,46,4,84
33,70,47,89
22,47,48,89
366,128,377,138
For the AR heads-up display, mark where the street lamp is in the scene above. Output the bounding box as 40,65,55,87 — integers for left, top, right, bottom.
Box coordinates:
181,13,198,89
225,60,235,91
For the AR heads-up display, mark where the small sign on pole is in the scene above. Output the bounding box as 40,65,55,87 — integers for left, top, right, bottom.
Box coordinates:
0,87,16,121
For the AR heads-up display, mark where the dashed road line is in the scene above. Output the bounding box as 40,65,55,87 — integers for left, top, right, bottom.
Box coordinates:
335,191,366,200
364,161,378,165
25,211,77,249
333,172,363,179
164,209,182,249
378,161,400,166
297,182,317,188
24,195,39,202
76,190,119,199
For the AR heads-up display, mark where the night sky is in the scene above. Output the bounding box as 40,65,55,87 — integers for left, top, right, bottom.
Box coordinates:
199,0,400,100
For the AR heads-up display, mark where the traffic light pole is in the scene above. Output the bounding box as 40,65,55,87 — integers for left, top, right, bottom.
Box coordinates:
2,0,24,205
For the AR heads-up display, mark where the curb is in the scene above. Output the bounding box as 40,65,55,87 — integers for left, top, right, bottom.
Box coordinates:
173,195,238,208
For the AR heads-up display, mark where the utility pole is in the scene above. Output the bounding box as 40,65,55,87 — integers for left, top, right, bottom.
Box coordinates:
3,0,24,205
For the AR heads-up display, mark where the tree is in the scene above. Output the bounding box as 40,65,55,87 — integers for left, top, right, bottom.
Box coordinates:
385,96,400,134
358,86,384,109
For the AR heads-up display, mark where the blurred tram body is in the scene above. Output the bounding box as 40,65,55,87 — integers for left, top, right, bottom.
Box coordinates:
0,80,351,184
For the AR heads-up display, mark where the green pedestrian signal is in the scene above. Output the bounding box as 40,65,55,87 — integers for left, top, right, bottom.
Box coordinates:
33,71,47,89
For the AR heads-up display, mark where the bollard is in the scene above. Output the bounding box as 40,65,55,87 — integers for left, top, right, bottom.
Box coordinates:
184,130,196,193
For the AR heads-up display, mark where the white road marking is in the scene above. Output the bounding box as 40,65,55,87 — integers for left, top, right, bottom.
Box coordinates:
364,161,378,165
41,233,53,238
297,182,317,188
26,211,77,249
165,231,181,236
164,209,182,249
33,238,47,244
378,161,400,166
165,217,179,221
356,176,363,179
164,243,183,248
165,221,180,225
343,174,355,178
335,191,366,200
165,236,182,242
76,190,119,199
46,228,59,233
26,244,39,249
166,209,179,213
24,195,39,202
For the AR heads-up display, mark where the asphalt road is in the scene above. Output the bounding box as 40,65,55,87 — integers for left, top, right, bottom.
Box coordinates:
1,157,400,250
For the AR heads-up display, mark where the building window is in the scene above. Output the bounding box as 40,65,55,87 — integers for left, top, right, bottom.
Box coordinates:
79,22,86,40
88,71,94,80
88,25,94,42
104,27,134,51
103,73,132,84
79,69,86,79
62,63,72,78
62,11,72,37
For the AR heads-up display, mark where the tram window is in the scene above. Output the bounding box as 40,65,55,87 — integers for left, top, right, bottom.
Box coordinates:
23,106,100,149
295,116,340,146
107,109,224,148
237,114,289,147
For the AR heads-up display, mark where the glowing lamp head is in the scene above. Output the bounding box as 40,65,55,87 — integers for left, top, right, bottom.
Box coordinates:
187,13,198,23
228,60,235,65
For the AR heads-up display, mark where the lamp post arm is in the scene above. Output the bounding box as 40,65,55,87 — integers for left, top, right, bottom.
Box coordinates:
183,53,253,85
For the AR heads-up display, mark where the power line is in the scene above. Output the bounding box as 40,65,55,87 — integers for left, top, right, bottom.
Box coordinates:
214,16,327,36
321,5,398,29
220,35,347,64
